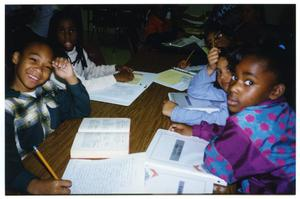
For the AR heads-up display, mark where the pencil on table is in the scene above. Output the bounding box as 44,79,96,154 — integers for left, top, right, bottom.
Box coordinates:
33,146,59,180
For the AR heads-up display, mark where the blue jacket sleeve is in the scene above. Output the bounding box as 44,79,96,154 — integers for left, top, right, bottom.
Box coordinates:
187,65,225,101
170,101,229,125
5,113,37,193
56,80,91,120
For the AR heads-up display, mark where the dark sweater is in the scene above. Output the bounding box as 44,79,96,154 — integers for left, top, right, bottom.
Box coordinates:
5,81,90,193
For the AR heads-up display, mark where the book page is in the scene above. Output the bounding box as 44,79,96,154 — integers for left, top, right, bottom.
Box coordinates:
62,153,146,194
71,131,129,158
78,118,130,132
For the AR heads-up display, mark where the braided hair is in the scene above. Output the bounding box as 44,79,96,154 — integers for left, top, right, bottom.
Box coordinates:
48,6,88,70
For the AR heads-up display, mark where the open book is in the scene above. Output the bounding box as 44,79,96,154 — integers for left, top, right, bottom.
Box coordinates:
89,71,156,106
168,92,223,113
70,118,130,159
154,69,193,91
144,129,227,194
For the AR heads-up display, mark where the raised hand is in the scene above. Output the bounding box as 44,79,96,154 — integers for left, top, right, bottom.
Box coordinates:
52,57,78,85
207,47,221,75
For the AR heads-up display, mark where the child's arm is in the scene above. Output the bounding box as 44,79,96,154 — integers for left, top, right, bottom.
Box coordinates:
5,113,71,194
170,102,229,126
169,123,193,136
52,58,90,119
162,100,177,117
187,65,225,101
206,47,220,75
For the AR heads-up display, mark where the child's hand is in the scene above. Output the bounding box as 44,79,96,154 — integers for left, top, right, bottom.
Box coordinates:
207,47,220,75
52,57,78,85
162,100,177,117
114,70,134,82
177,59,191,69
27,179,72,195
116,65,133,73
169,123,193,136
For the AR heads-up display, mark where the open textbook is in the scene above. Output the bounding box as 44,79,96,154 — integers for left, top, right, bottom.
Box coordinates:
70,118,130,159
168,92,223,113
154,69,193,91
144,129,227,194
89,71,156,106
62,153,146,194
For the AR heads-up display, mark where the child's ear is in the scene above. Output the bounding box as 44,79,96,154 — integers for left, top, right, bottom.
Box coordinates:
12,52,20,65
269,84,286,100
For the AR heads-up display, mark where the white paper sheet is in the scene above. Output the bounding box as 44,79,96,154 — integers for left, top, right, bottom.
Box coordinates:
89,71,156,106
62,153,146,194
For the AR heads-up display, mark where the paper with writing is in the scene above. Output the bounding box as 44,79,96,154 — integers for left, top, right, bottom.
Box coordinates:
62,153,146,194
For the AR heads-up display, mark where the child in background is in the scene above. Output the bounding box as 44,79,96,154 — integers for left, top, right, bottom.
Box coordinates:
48,7,134,92
162,48,239,125
5,36,90,194
177,24,234,68
169,45,295,194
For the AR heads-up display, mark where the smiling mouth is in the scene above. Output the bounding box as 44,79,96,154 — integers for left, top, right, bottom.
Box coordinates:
28,74,40,82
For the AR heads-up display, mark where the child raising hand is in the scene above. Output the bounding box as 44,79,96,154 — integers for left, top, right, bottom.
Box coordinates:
5,36,90,194
170,45,295,193
163,48,238,125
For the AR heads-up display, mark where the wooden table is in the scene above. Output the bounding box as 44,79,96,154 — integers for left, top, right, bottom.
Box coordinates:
21,48,236,194
21,49,186,179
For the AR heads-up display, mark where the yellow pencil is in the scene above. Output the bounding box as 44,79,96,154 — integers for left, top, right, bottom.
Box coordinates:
185,49,195,63
33,146,59,180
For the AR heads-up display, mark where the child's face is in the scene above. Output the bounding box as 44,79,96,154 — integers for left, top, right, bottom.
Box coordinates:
206,31,231,49
214,32,231,48
216,56,232,92
227,56,277,113
12,43,54,92
57,19,78,51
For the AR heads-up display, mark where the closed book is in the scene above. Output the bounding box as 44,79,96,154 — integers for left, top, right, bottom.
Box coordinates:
144,129,227,194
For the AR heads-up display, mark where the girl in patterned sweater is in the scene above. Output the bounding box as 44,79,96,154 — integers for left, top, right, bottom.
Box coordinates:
169,45,295,193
